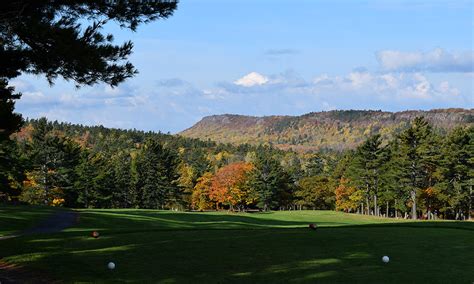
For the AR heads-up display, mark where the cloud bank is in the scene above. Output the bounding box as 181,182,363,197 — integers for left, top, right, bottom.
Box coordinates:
11,46,473,133
376,48,474,73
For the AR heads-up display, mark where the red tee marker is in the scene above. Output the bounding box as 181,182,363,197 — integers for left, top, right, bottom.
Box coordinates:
309,223,317,230
92,231,100,238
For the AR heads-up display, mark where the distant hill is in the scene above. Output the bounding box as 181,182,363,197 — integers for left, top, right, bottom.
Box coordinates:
180,109,474,152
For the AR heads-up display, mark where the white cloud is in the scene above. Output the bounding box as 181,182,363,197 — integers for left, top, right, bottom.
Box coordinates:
348,71,373,88
234,72,269,87
12,68,472,134
376,48,474,73
311,71,460,101
19,91,57,105
222,70,465,107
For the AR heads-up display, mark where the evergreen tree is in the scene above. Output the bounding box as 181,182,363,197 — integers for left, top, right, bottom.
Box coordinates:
0,79,23,142
75,151,114,208
0,140,24,202
249,146,293,210
304,154,325,176
396,117,437,219
0,79,24,201
437,126,472,219
135,139,181,209
111,151,134,208
347,134,386,216
468,127,474,220
21,118,80,205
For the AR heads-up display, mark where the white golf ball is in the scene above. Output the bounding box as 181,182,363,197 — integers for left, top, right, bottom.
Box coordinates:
382,256,390,263
108,262,116,270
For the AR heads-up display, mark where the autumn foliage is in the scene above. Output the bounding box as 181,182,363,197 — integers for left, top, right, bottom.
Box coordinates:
209,162,254,210
335,178,360,212
192,172,214,210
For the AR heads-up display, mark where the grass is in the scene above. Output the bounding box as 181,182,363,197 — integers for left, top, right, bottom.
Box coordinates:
0,205,55,236
0,207,473,283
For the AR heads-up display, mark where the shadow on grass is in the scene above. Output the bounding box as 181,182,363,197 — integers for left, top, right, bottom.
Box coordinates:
1,212,473,283
72,210,324,232
0,205,56,236
71,210,474,236
2,225,473,283
327,221,474,232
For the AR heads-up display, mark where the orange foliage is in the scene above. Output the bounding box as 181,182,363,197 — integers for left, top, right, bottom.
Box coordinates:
423,187,436,197
335,177,359,212
73,131,91,149
12,124,34,142
209,162,253,209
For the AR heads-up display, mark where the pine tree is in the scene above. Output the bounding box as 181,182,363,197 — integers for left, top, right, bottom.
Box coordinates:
396,117,437,219
347,134,386,216
0,79,24,201
437,126,472,219
0,79,23,142
22,118,80,205
75,151,114,208
379,140,409,218
304,154,325,176
111,151,133,208
135,139,181,209
0,139,24,202
248,146,293,210
468,127,474,220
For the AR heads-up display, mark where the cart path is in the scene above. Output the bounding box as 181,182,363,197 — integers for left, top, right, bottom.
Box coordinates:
0,209,79,283
22,210,79,235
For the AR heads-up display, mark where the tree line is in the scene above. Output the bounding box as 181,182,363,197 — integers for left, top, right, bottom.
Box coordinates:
0,117,472,220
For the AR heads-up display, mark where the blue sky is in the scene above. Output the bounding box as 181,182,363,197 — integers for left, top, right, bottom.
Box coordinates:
12,0,474,133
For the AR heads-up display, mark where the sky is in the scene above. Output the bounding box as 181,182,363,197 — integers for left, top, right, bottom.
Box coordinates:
11,0,474,133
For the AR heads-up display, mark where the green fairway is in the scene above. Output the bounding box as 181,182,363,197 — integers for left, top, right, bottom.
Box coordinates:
1,208,473,283
0,205,55,236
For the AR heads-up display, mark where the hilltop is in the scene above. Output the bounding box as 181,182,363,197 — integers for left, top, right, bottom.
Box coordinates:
180,109,474,151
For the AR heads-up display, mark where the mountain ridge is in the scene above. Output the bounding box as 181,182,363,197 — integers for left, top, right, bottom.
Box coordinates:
180,108,474,152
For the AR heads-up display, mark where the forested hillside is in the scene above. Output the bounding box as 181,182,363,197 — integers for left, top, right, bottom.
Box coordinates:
181,109,474,152
0,115,472,220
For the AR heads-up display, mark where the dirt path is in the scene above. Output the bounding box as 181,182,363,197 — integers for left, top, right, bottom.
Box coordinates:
0,209,79,283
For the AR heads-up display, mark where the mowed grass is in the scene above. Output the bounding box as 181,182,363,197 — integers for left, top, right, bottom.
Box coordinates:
0,205,55,236
0,207,473,283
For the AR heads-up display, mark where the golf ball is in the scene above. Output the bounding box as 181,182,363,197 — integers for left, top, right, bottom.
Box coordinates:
382,256,389,263
108,262,116,270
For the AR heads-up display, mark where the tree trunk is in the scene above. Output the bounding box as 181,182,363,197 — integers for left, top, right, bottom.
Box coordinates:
469,185,472,221
373,194,378,216
411,190,417,219
395,199,398,218
42,164,49,204
386,201,389,218
366,195,370,215
85,188,89,208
